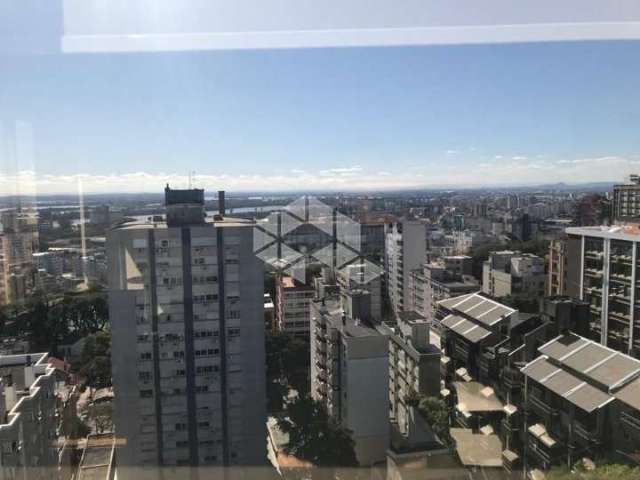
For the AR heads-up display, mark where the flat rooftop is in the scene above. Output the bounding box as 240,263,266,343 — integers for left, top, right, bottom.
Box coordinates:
112,215,253,231
454,381,504,413
450,428,502,468
566,225,640,241
313,299,381,338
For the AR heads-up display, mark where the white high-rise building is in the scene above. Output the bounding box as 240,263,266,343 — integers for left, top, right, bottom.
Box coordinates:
385,221,426,315
310,297,389,466
107,187,266,473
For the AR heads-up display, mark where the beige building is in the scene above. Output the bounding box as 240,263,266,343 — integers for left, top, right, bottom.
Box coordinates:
275,276,314,338
482,250,545,299
409,256,478,323
0,210,38,306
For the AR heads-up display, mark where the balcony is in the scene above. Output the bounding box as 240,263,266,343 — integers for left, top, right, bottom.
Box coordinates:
528,394,556,419
610,273,632,285
503,368,522,391
573,421,600,443
621,411,640,434
502,449,520,473
584,268,603,279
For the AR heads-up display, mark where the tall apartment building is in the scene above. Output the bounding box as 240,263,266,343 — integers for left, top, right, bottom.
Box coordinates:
565,225,640,356
310,297,389,465
376,311,440,443
107,187,266,472
408,256,478,323
274,276,314,338
482,250,545,300
612,174,640,223
0,210,38,305
0,353,58,480
385,221,426,314
547,239,568,296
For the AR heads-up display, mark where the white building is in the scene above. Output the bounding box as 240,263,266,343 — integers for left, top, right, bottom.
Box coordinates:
107,187,266,472
0,353,58,480
274,276,314,338
310,297,389,465
408,256,479,323
482,251,545,299
377,311,440,442
386,221,427,315
565,225,640,356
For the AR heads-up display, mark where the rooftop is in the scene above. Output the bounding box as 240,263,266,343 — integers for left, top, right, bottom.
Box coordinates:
538,333,640,390
441,314,491,343
521,333,640,413
454,381,504,413
449,428,502,467
313,298,381,338
438,292,515,327
111,214,253,231
566,224,640,240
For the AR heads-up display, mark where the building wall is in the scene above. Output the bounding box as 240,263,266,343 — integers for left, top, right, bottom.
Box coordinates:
343,337,389,466
108,221,266,472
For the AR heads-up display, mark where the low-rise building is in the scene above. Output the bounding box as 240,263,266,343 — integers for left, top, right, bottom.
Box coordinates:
521,333,640,471
409,256,478,324
275,276,314,338
482,250,545,300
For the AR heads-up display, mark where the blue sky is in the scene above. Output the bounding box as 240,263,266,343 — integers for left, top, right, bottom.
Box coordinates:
2,40,640,193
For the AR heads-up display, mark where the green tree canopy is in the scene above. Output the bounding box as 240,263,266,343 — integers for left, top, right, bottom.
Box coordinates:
547,464,640,480
278,396,358,468
77,331,112,395
415,395,453,448
266,331,310,402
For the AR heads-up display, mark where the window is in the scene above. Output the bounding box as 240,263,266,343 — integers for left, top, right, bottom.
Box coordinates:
139,390,153,398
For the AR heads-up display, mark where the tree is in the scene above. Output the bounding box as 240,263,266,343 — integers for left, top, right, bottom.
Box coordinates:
415,396,452,448
547,464,640,480
278,396,358,468
88,402,114,433
265,331,311,402
470,242,504,280
77,331,112,397
62,415,91,439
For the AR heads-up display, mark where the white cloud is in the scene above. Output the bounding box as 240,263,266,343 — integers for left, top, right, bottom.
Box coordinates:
1,154,638,195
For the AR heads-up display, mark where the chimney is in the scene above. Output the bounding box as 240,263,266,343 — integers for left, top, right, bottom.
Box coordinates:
218,190,226,216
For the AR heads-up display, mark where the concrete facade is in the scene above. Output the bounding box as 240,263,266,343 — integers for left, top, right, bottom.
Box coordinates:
386,222,426,315
310,299,389,466
107,188,266,473
0,353,58,480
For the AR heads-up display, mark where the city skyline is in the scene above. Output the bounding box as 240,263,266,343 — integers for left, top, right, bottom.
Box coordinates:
2,40,640,194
